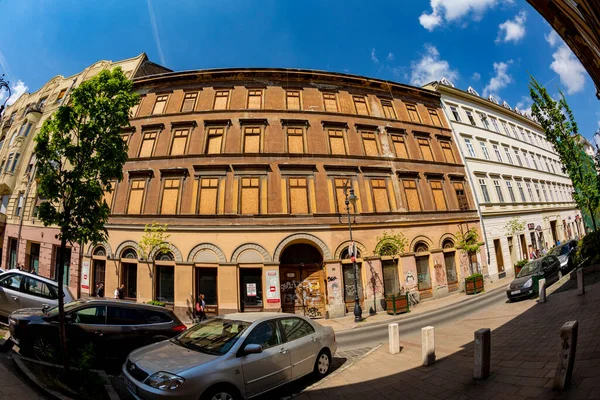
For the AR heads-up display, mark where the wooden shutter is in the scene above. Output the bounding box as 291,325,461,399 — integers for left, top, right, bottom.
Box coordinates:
391,135,408,158
371,179,390,212
334,179,347,213
152,95,168,114
206,127,224,154
453,182,469,210
213,91,229,110
403,180,421,211
181,92,197,112
429,109,442,126
247,89,262,109
139,132,157,158
241,177,260,214
361,132,379,156
127,180,146,214
328,129,346,155
430,181,447,211
199,178,218,215
418,138,434,161
353,96,369,115
441,142,455,163
289,177,309,214
244,127,261,153
160,179,180,214
287,127,304,153
381,100,396,119
286,91,301,110
170,129,189,156
323,93,338,112
406,104,421,122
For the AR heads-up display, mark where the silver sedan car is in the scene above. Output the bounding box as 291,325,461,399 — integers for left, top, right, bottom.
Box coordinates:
123,312,337,400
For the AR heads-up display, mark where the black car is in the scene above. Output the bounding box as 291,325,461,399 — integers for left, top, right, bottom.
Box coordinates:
507,255,561,301
550,240,578,273
8,298,187,364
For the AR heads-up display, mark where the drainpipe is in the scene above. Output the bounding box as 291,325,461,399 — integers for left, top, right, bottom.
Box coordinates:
439,98,492,275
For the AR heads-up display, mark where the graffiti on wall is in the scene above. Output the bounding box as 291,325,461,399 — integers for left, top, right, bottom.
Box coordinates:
281,277,323,318
434,259,447,288
405,271,417,290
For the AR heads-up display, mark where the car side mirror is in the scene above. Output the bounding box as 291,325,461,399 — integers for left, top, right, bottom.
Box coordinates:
243,344,263,355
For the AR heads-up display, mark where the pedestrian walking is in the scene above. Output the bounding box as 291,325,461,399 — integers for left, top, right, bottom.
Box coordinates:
96,282,105,298
195,294,207,322
114,284,125,299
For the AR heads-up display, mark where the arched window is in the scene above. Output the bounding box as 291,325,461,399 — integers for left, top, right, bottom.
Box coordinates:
93,246,106,257
340,247,362,260
122,248,137,260
442,239,455,249
157,251,174,262
414,242,429,253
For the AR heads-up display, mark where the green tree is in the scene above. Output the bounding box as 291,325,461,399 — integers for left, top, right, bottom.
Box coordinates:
34,67,138,369
504,216,526,237
456,227,482,276
138,221,171,262
374,230,408,257
529,76,600,231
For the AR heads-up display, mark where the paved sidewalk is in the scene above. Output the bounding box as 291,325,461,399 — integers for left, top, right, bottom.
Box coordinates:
318,276,512,333
299,272,600,399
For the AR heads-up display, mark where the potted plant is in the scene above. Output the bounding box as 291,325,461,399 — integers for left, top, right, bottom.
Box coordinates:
385,288,410,315
465,273,484,295
514,260,528,276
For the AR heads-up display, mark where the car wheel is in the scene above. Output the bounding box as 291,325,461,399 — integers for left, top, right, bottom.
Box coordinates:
201,384,241,400
32,337,56,362
314,349,332,378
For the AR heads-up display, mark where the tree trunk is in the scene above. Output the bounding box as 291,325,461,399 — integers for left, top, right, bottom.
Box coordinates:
588,204,597,232
57,235,70,370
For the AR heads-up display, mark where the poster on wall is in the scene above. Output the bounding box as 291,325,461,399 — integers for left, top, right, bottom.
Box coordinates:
266,270,281,303
246,283,257,297
81,261,90,290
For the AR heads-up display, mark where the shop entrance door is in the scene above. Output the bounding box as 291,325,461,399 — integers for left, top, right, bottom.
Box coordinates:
240,268,263,312
494,239,505,275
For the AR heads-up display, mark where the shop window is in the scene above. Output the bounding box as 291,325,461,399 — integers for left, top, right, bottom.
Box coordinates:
417,138,434,161
440,141,455,163
196,268,217,306
416,255,431,291
353,96,369,115
429,109,442,126
170,128,190,156
122,263,137,299
181,92,198,112
28,243,40,273
198,178,219,215
390,134,408,158
323,93,338,112
52,246,71,287
381,100,396,119
430,181,447,211
213,90,229,110
288,177,309,214
382,260,399,296
406,104,421,123
371,178,390,212
138,131,157,158
403,180,421,211
127,180,146,214
206,127,224,154
328,129,346,155
8,238,17,269
240,268,263,309
92,259,106,294
247,89,263,109
243,126,261,153
152,95,168,115
240,177,260,215
453,182,469,211
286,127,305,154
343,263,363,303
160,178,181,214
286,90,301,110
155,265,174,303
444,252,458,284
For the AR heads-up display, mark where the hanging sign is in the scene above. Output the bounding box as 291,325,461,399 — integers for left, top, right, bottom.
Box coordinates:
266,270,281,303
246,283,257,297
81,261,90,290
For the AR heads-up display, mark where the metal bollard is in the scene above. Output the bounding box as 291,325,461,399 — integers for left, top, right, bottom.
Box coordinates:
554,321,578,390
539,278,547,303
421,326,435,366
577,268,585,295
474,328,491,379
388,323,400,355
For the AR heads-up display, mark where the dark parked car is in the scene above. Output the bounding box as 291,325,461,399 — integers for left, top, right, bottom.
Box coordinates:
507,255,561,301
550,240,578,273
8,299,186,363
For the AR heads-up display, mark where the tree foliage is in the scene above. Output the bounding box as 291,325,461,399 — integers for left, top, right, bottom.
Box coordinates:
456,227,482,276
374,230,408,257
529,76,599,231
138,221,171,261
34,67,138,369
504,216,526,237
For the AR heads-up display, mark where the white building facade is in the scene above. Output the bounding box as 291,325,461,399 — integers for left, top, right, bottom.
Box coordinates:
426,80,584,281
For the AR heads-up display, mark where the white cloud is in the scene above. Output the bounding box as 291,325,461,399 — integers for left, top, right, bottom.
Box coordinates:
370,48,379,64
472,72,481,81
0,80,28,106
545,30,586,94
387,52,395,61
147,0,166,66
482,60,513,97
515,95,532,115
410,44,458,86
419,0,510,31
496,10,526,43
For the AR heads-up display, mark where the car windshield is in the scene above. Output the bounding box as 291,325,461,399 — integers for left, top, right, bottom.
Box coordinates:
517,260,543,277
172,319,250,356
551,245,570,257
46,300,84,317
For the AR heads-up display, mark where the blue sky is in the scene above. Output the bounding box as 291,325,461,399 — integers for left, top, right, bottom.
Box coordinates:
0,0,598,141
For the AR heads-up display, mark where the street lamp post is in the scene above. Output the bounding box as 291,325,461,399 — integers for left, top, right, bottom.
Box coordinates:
0,74,11,116
343,180,362,322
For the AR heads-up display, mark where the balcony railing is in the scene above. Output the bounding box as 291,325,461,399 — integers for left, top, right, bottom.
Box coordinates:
25,102,44,115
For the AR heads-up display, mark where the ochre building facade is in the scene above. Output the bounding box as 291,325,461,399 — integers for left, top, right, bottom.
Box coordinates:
82,68,486,321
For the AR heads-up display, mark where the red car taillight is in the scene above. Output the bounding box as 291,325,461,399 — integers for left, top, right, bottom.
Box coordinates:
172,324,187,333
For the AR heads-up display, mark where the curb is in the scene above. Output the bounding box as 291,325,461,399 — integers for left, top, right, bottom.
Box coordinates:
11,351,121,400
334,284,508,336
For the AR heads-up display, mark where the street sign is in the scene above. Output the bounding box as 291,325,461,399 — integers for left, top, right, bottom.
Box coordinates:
81,261,90,290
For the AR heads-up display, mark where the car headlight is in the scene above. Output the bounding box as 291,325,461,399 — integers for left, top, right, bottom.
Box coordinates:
523,278,533,289
145,372,185,390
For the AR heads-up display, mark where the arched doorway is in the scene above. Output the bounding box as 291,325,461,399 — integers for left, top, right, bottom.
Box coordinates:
279,243,324,318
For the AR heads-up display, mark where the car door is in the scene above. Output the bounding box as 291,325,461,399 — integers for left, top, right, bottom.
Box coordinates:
0,273,24,316
543,256,559,283
20,276,57,310
279,317,320,379
240,320,291,397
67,305,107,358
106,306,146,358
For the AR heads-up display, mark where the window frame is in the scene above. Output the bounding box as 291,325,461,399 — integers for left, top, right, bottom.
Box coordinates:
360,130,380,156
406,104,422,123
285,90,302,110
287,176,311,215
428,109,442,126
401,178,422,212
417,137,434,161
159,176,183,215
247,89,264,109
126,178,148,215
242,125,263,153
239,176,262,215
493,179,505,202
429,180,447,211
478,178,491,203
389,132,409,159
381,100,397,119
322,92,338,112
205,125,226,154
449,106,461,122
353,95,370,115
213,90,231,110
152,94,169,115
370,178,391,213
327,128,347,155
180,92,198,113
464,138,476,158
138,130,158,158
440,141,455,163
169,127,191,156
285,126,306,154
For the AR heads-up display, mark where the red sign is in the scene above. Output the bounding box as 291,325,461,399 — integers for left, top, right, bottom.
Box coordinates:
82,285,89,290
270,286,276,292
351,256,356,262
267,299,280,303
